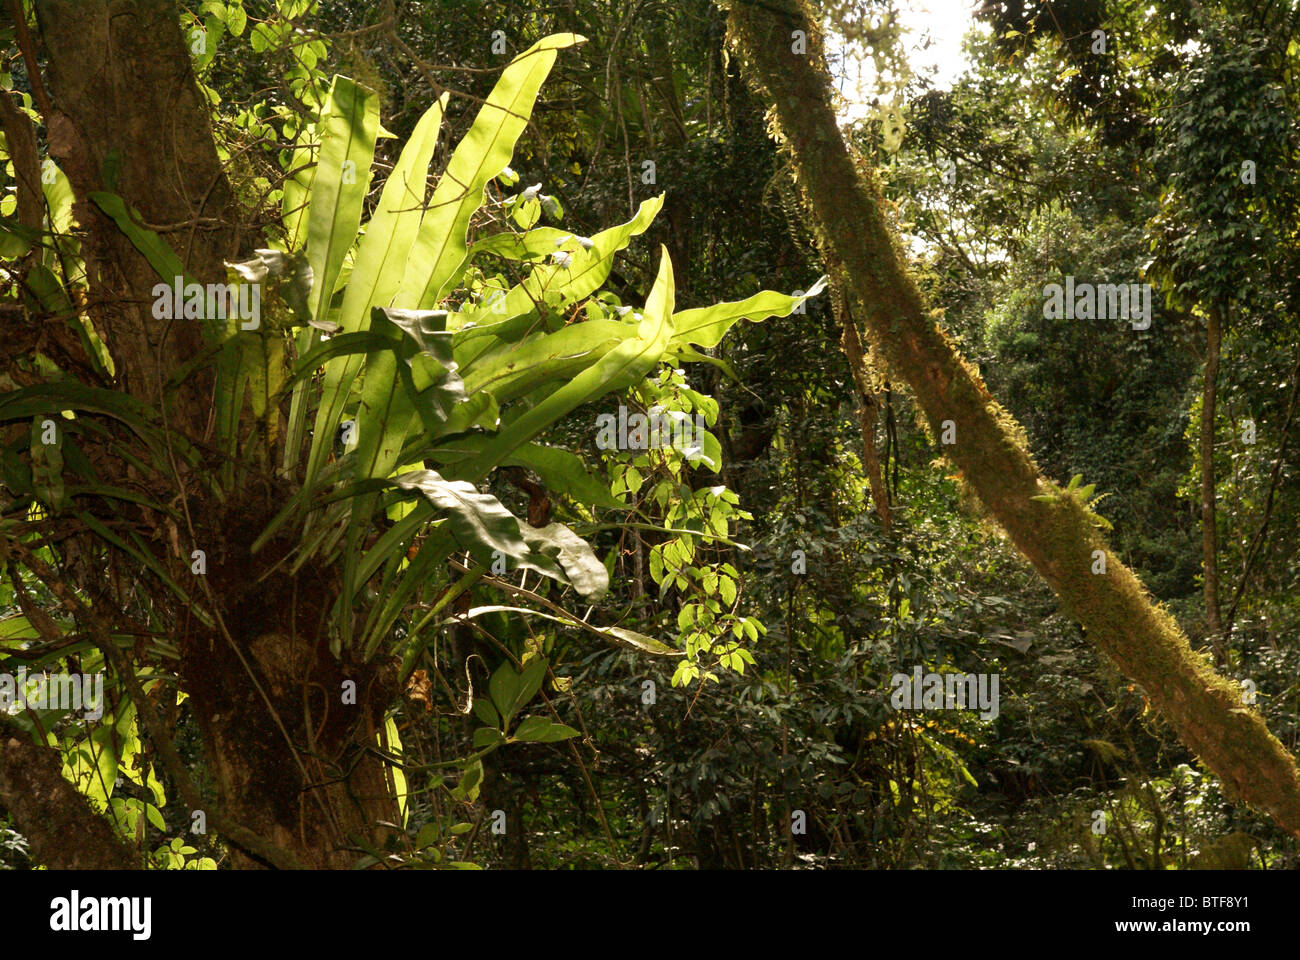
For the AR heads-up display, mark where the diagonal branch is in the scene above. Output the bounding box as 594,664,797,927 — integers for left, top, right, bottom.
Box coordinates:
725,0,1300,837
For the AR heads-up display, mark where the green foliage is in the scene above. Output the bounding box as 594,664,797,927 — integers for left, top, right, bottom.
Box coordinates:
4,0,1300,874
0,12,818,869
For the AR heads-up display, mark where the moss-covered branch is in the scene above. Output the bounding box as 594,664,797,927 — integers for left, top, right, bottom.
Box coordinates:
725,0,1300,836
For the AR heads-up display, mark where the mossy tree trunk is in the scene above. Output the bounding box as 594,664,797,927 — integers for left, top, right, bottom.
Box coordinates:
725,0,1300,837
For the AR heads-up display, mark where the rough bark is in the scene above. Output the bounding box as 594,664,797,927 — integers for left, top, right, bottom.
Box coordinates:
726,0,1300,837
32,0,237,429
0,718,138,870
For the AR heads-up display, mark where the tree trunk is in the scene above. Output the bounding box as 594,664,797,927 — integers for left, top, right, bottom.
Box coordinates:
7,0,404,869
726,0,1300,837
838,292,892,531
0,717,138,870
32,0,235,428
1201,301,1223,660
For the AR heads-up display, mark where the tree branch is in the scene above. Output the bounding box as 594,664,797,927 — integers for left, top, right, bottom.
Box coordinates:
726,0,1300,837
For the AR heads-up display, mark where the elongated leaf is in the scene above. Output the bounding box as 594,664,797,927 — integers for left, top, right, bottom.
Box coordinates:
88,192,186,284
387,469,562,583
518,522,608,601
669,275,828,349
287,75,380,480
308,95,447,485
453,196,663,373
282,124,319,252
22,264,111,379
334,307,465,642
457,319,626,402
358,526,455,660
0,381,187,466
41,160,76,236
0,616,38,641
381,717,409,828
284,331,393,388
431,439,620,509
456,246,677,482
73,512,205,624
469,226,580,261
381,308,468,438
464,605,682,656
397,34,585,310
305,76,380,325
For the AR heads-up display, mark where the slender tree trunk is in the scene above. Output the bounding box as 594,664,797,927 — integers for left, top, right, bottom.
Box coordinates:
1201,301,1224,660
839,294,892,531
726,0,1300,837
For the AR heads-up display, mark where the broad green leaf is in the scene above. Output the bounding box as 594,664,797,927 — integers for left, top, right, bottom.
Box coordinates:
508,657,549,720
288,75,380,480
512,715,579,743
489,663,521,723
308,95,447,485
386,469,564,583
305,76,380,324
452,196,663,371
145,802,166,832
451,758,483,802
469,226,582,261
504,444,621,509
473,726,506,748
517,522,609,600
41,160,76,236
431,440,621,509
457,319,627,403
336,308,464,644
283,331,392,388
472,697,500,727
